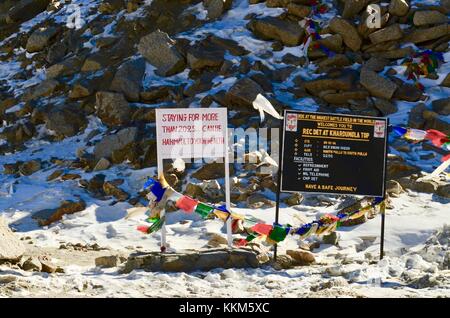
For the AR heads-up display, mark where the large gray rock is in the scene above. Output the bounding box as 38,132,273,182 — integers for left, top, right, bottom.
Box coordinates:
94,127,138,161
248,16,305,46
432,98,450,116
389,0,410,17
187,45,225,70
226,77,264,108
413,10,448,26
7,0,50,23
204,0,233,20
0,217,25,262
22,79,59,102
329,17,362,52
110,58,145,102
121,248,267,273
342,0,369,19
405,24,449,44
369,24,404,44
32,200,86,226
26,26,59,53
138,30,186,77
45,105,87,138
360,68,398,99
95,91,132,127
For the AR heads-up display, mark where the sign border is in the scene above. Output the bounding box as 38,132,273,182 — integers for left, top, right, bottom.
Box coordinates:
279,110,388,197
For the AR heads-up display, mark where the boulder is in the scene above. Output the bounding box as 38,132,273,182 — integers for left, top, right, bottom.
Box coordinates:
413,10,448,26
21,257,42,272
432,98,450,116
0,122,35,145
103,181,130,201
22,79,59,102
405,24,449,44
437,184,450,198
441,73,450,87
287,3,311,18
389,0,409,17
208,35,249,56
19,160,41,176
304,70,356,95
248,16,305,46
372,97,398,115
110,58,145,102
32,200,86,226
46,56,84,79
286,250,316,265
192,162,234,180
204,0,233,20
393,82,423,102
26,26,59,53
94,127,138,161
226,77,264,108
7,0,50,23
44,105,87,138
38,256,57,273
342,0,369,19
95,255,125,268
360,68,398,99
138,30,186,77
187,45,224,70
95,91,132,127
93,158,111,171
369,24,403,44
329,17,362,52
0,217,25,262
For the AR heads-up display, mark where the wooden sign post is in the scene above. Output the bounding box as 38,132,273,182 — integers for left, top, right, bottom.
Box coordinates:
276,110,388,260
155,108,232,251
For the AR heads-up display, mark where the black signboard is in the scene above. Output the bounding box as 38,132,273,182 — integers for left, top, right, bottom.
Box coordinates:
280,110,388,197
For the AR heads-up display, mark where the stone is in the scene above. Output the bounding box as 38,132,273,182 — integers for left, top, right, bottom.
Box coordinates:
323,90,369,105
69,82,93,99
138,30,186,77
121,248,265,273
364,57,389,72
6,0,50,23
95,255,125,268
46,169,63,181
372,97,398,115
389,0,409,17
360,68,398,99
226,77,264,108
103,181,130,201
22,79,59,102
94,127,138,161
304,72,355,95
437,184,450,198
272,254,295,270
21,257,42,272
88,174,106,193
0,217,25,262
342,0,369,19
423,111,450,135
386,180,403,196
369,24,404,44
192,162,234,180
208,35,249,56
441,73,450,87
19,160,41,176
95,91,132,127
204,0,233,20
187,45,224,70
93,158,111,171
26,26,59,53
432,98,450,116
284,193,304,206
398,177,440,193
405,24,449,44
32,200,86,226
246,193,275,209
44,105,88,138
38,256,57,273
46,56,84,79
0,122,35,146
329,17,362,52
248,16,305,46
110,58,145,102
322,232,339,245
413,10,448,26
393,82,423,102
286,250,316,265
287,3,311,18
207,233,228,247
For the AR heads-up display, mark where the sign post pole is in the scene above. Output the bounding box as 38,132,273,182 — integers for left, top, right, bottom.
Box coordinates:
380,200,385,260
157,154,167,252
274,111,285,262
224,126,233,248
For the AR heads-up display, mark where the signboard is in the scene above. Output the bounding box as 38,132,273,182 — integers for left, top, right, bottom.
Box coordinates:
155,108,227,160
155,108,232,249
280,110,387,197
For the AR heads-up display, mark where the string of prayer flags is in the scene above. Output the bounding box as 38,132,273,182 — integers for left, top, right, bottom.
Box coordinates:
268,224,290,243
213,209,231,222
402,50,444,91
195,203,215,219
250,223,273,236
175,195,198,213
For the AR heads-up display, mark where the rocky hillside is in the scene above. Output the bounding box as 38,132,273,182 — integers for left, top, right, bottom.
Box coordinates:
0,0,449,228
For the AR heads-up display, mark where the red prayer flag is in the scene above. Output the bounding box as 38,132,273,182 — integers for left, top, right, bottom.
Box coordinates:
250,223,273,236
175,196,198,213
425,129,449,147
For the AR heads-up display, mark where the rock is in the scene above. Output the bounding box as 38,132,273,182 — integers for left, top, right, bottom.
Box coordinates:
329,17,362,52
26,26,59,53
103,181,130,201
287,249,316,265
369,24,404,44
0,122,35,146
45,105,88,138
207,233,228,247
364,57,389,72
46,169,63,181
22,79,59,102
204,0,233,20
93,158,111,171
398,177,440,193
246,193,275,209
94,127,138,161
423,110,450,135
360,68,398,99
187,44,224,70
386,180,403,196
284,193,304,206
405,24,449,44
32,200,86,226
87,174,106,193
272,254,295,270
441,73,450,87
372,97,398,115
393,82,423,102
389,0,409,17
0,217,25,262
413,10,448,26
342,0,369,19
6,0,50,23
19,160,41,176
122,248,264,273
408,274,440,289
208,35,249,56
304,70,355,95
192,162,234,180
226,77,264,108
322,232,339,245
408,103,427,129
95,255,125,268
21,257,42,272
432,98,450,116
287,3,311,18
110,58,145,102
437,184,450,198
248,16,305,46
46,56,84,79
138,30,186,77
323,90,369,105
95,91,132,127
38,256,57,273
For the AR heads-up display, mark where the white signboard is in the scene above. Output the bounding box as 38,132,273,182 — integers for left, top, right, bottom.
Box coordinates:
155,108,228,160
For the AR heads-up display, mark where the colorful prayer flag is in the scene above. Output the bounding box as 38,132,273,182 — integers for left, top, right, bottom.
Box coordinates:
250,223,273,236
176,195,199,213
195,203,214,219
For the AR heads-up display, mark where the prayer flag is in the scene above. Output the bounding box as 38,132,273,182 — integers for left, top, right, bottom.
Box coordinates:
195,203,215,218
250,223,273,236
268,225,288,242
176,195,198,213
213,209,230,222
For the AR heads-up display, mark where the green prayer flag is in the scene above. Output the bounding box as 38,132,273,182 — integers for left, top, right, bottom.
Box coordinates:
268,226,288,242
246,234,257,242
195,203,215,219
